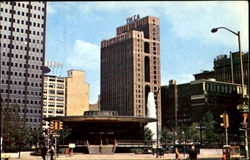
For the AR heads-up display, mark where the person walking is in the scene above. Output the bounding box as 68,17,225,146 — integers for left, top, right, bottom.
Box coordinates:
152,143,157,156
175,147,181,160
188,145,198,160
41,144,48,160
49,144,55,160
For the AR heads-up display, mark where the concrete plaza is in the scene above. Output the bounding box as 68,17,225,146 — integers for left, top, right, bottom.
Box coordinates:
2,152,225,160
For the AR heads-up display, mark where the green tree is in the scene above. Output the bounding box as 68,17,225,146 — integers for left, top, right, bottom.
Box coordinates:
56,128,72,145
160,127,176,146
202,111,223,148
184,122,200,143
144,127,154,145
2,104,32,157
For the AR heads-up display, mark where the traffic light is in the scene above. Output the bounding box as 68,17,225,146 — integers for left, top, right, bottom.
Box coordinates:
220,113,229,128
241,113,248,129
54,121,59,130
59,121,63,130
49,121,55,130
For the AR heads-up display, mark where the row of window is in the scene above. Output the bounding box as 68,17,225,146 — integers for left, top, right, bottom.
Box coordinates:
26,118,41,123
3,107,41,114
44,83,64,89
44,77,65,82
43,89,64,95
44,102,64,107
2,52,43,61
2,70,42,77
2,89,41,96
0,43,44,53
43,96,64,101
1,79,41,87
2,98,41,104
1,2,45,12
0,24,44,36
205,83,237,93
1,35,44,44
43,109,64,114
2,62,43,71
0,17,44,28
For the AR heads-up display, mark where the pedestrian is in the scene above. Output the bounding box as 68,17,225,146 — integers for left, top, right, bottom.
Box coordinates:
159,146,164,158
66,148,71,157
41,144,48,160
188,145,198,160
49,144,55,160
175,147,181,160
152,143,157,156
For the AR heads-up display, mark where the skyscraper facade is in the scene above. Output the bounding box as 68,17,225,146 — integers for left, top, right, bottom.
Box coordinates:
101,15,161,127
0,2,47,129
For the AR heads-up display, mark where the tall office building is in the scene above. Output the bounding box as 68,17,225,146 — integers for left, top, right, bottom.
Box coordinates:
101,15,161,127
0,2,47,129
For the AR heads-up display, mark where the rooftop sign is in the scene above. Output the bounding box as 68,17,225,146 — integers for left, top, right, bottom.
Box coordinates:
126,14,140,24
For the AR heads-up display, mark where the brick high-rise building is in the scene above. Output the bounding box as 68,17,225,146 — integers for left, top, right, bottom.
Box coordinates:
0,2,47,129
101,15,161,128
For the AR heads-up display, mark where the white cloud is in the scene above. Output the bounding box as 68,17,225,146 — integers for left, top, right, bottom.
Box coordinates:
161,1,248,51
76,2,248,51
65,40,100,104
66,40,100,71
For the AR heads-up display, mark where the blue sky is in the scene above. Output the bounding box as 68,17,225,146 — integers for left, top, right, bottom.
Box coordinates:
45,1,249,104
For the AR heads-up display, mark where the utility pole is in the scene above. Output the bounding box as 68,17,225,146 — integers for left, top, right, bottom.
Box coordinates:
230,51,234,83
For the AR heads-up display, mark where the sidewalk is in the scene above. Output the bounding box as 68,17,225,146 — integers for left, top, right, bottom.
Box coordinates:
4,152,223,160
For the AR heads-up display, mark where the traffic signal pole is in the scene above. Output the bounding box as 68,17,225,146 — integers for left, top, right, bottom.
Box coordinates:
220,113,229,145
225,128,228,145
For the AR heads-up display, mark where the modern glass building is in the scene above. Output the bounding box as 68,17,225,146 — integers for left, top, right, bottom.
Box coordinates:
0,1,47,129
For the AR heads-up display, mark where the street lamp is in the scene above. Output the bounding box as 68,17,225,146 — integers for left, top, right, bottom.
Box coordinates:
211,27,244,97
155,88,161,158
211,27,248,159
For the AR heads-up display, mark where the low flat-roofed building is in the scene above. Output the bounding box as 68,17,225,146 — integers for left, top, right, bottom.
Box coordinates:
46,110,156,154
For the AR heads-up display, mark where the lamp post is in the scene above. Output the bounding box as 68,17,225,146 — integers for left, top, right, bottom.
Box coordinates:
0,97,3,152
211,27,248,159
155,88,161,158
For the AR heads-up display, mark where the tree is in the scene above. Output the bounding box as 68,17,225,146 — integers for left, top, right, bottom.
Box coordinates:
144,127,154,145
160,127,176,146
184,122,200,143
56,128,72,145
202,111,223,148
2,104,32,157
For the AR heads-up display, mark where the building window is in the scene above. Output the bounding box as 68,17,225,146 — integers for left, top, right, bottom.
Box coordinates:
144,42,149,53
144,56,150,82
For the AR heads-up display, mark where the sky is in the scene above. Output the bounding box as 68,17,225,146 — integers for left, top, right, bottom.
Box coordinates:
45,1,249,104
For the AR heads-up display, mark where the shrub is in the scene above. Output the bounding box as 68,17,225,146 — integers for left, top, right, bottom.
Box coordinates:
130,148,144,154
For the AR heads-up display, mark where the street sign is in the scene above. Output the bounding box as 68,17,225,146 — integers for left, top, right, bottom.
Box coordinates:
69,143,75,148
237,105,249,113
53,134,60,138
